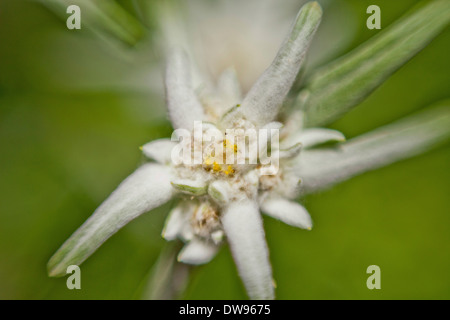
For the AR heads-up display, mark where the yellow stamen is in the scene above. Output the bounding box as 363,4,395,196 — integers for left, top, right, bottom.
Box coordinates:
213,161,222,172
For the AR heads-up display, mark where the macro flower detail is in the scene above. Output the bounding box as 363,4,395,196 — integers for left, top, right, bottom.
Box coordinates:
47,1,450,300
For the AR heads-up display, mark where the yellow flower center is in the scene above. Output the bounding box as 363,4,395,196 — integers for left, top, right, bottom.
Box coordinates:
203,139,238,176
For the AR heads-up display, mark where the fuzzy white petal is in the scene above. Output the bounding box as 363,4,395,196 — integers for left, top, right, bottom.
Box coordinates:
179,225,195,243
177,239,218,265
208,180,231,206
162,202,197,242
221,199,274,300
211,230,225,245
261,197,312,230
162,205,185,241
142,139,177,164
48,163,174,277
274,171,302,199
240,2,322,126
165,49,205,130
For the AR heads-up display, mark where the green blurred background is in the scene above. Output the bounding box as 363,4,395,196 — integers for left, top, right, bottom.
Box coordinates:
0,0,449,299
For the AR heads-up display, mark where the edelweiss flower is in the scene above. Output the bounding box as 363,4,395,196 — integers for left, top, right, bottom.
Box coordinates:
48,1,450,300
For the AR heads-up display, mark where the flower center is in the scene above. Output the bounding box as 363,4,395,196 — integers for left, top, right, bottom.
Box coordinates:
202,139,238,176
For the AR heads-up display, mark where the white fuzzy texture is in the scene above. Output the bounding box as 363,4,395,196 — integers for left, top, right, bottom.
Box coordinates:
221,199,274,300
142,139,177,164
261,197,312,229
208,180,231,205
268,169,302,200
48,164,174,277
165,49,205,130
283,128,345,149
177,239,218,265
240,2,322,126
162,205,185,241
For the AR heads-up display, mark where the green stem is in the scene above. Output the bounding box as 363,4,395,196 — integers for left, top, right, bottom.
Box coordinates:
141,241,191,300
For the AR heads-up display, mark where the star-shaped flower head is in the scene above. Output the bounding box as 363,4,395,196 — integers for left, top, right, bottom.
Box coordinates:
48,1,450,300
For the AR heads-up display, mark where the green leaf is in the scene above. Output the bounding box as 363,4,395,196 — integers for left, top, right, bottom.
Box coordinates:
298,0,450,127
141,242,190,300
171,179,207,195
42,0,145,46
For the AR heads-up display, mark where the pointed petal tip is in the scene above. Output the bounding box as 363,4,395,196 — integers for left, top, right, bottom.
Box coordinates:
47,261,62,278
305,1,322,15
262,197,312,230
161,228,177,241
177,240,218,265
239,0,322,126
142,139,177,164
161,204,187,241
46,250,74,278
300,1,323,23
47,256,80,278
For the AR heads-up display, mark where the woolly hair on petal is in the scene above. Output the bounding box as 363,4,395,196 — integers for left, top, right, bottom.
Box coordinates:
221,199,274,300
